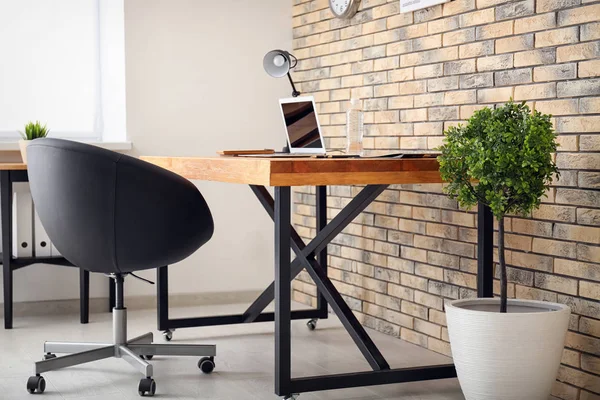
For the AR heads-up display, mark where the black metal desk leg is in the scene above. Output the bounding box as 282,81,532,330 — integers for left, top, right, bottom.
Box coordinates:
275,186,292,397
316,186,328,319
79,269,89,323
244,185,386,324
477,203,494,298
1,171,13,329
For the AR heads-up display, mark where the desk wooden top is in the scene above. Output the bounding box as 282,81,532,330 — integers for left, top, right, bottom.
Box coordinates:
0,163,27,171
141,156,443,187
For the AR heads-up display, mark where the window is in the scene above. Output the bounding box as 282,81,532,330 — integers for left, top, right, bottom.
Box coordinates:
0,0,126,142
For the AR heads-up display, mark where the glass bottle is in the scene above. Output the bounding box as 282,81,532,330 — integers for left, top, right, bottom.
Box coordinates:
346,98,364,156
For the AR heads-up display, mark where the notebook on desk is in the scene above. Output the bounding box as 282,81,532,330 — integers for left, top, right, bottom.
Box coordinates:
219,151,438,159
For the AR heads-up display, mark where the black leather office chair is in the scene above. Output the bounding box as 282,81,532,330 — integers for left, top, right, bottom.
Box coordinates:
25,138,216,397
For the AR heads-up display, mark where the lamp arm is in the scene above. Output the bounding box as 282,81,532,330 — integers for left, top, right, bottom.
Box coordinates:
287,72,301,97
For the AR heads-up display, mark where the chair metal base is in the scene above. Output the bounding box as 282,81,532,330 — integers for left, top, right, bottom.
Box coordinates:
36,333,216,377
29,308,216,396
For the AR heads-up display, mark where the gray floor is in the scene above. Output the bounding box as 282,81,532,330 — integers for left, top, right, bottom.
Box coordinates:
0,303,466,400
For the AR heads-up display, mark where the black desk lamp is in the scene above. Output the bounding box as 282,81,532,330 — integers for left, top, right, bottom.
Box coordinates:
264,50,301,153
263,50,301,97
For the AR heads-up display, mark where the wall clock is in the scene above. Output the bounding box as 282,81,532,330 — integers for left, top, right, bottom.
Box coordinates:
329,0,361,19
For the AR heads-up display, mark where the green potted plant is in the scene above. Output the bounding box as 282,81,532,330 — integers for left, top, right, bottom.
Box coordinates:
438,101,571,400
19,121,49,164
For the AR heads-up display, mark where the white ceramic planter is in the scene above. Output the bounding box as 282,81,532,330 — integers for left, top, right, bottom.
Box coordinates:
445,298,570,400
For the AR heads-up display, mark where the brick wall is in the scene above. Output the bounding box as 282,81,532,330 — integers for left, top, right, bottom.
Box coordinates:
290,0,600,398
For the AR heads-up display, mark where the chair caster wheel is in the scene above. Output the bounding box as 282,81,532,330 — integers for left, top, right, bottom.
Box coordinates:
27,375,46,394
140,355,154,360
283,394,299,400
307,319,318,331
43,353,56,360
198,356,215,374
138,378,156,397
162,330,173,342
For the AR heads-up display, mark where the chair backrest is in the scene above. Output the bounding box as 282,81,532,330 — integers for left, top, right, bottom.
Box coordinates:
27,138,214,274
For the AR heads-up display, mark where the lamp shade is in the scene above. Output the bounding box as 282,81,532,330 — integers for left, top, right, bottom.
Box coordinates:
263,50,291,78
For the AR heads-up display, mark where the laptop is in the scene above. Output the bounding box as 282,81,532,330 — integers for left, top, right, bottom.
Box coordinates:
278,96,326,155
241,96,334,158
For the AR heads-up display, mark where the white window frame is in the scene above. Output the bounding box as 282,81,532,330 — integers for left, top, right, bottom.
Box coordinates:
0,0,128,145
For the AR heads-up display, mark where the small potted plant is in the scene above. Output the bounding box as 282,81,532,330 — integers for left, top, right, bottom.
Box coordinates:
438,101,571,400
19,121,49,164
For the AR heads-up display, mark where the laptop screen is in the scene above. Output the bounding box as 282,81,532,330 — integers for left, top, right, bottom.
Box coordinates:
281,100,324,150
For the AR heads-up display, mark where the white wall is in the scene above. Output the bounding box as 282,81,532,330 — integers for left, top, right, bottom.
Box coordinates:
2,0,292,303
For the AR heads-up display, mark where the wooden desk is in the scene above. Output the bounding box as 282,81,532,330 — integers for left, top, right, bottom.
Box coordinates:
0,163,28,171
0,164,97,328
141,156,494,399
142,156,443,186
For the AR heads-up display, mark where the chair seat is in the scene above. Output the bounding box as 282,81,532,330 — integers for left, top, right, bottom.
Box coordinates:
27,138,214,274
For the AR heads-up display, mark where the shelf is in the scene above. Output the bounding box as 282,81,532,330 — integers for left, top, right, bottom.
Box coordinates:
0,254,74,269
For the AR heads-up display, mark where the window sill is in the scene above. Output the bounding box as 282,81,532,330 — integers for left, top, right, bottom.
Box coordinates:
0,140,132,152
